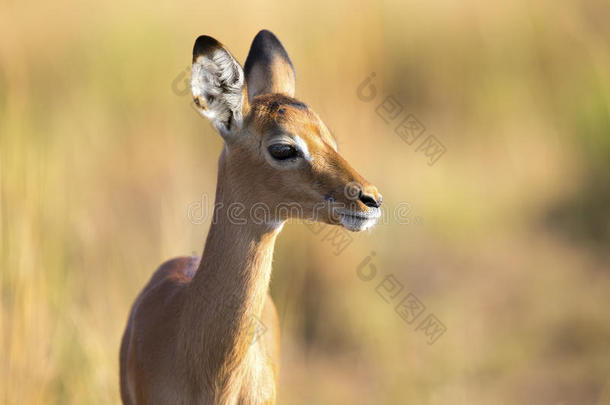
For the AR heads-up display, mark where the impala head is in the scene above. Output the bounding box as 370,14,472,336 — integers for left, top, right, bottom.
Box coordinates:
190,30,382,231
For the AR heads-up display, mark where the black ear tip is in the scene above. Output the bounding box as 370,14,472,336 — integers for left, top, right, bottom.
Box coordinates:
193,35,222,60
253,29,282,47
256,29,277,39
247,29,293,70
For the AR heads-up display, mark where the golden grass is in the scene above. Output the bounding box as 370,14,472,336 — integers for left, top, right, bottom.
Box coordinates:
1,0,609,403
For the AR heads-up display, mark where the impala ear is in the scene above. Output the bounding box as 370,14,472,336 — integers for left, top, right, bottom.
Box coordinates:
191,36,246,137
244,30,295,100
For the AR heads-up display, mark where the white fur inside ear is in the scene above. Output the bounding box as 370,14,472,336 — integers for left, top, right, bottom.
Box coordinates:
191,48,244,135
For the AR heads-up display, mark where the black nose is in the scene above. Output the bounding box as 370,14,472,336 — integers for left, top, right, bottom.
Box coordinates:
359,191,382,208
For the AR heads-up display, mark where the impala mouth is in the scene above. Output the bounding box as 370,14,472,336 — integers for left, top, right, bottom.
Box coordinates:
337,207,381,232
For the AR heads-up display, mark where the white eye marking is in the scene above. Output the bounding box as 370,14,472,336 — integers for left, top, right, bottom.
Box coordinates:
293,135,312,162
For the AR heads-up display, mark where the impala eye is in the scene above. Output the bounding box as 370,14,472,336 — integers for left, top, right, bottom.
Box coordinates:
268,144,300,161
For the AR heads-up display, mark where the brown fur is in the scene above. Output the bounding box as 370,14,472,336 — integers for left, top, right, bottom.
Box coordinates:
119,31,381,405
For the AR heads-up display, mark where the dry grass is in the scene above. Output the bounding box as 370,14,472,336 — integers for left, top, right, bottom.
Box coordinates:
1,0,609,403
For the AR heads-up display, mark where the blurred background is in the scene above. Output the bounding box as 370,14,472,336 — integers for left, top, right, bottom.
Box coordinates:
1,0,609,403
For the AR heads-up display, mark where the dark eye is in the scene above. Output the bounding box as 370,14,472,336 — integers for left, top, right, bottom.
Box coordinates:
268,144,300,161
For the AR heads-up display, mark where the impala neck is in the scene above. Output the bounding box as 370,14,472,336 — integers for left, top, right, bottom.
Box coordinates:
181,150,282,385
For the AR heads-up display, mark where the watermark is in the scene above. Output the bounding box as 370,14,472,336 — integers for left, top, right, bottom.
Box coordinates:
247,315,268,346
356,251,446,345
187,188,422,260
172,65,208,118
171,65,191,97
192,263,267,347
304,221,354,256
357,72,447,166
187,194,423,228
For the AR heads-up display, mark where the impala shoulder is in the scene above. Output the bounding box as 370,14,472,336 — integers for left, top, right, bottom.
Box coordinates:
150,256,201,285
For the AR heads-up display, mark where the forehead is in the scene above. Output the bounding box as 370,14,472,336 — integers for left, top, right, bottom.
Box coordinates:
248,94,337,149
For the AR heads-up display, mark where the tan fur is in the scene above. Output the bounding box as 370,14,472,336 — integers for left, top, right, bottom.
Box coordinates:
245,55,295,99
265,55,295,96
120,33,381,405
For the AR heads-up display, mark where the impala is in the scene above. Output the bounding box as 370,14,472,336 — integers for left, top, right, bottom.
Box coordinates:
120,29,382,405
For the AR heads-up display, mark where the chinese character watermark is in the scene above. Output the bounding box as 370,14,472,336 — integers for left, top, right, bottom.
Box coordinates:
356,251,446,344
357,72,447,166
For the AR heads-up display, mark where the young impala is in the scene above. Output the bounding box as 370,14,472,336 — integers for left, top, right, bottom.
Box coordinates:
120,29,382,405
